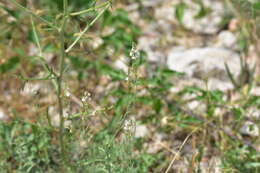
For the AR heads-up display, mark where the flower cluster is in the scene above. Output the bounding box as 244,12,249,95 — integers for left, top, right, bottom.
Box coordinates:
81,91,91,103
129,43,140,60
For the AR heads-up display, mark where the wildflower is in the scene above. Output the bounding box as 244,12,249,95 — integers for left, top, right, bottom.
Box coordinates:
123,118,135,131
65,90,71,97
123,119,132,131
81,91,91,103
129,43,140,60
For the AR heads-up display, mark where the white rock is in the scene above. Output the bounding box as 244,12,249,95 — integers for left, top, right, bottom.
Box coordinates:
113,55,128,72
138,32,165,62
172,0,225,34
28,44,54,63
142,0,162,7
155,2,175,23
21,83,41,96
146,133,166,154
240,121,259,137
146,49,165,62
247,108,260,119
134,125,149,138
167,47,241,90
200,156,222,173
91,37,103,49
167,47,240,77
207,78,234,91
251,87,260,96
187,100,200,110
215,31,237,49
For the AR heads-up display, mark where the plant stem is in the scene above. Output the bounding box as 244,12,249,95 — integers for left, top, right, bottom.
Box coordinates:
65,4,109,53
56,0,69,165
70,1,109,16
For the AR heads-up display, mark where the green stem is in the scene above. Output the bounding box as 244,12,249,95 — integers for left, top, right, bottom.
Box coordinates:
70,1,109,16
65,4,110,53
56,0,69,165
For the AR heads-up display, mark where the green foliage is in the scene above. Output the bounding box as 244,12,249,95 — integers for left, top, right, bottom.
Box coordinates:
222,146,260,173
98,63,127,81
101,9,141,53
73,133,156,173
175,1,212,24
175,2,187,24
0,118,156,173
252,2,260,11
194,1,211,19
0,119,57,173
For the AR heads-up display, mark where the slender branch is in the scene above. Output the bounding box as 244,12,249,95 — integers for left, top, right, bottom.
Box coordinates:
17,74,55,81
65,4,110,53
70,1,109,16
30,16,42,56
165,128,198,173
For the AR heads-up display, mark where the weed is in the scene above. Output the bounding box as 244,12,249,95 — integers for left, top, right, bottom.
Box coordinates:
1,0,260,172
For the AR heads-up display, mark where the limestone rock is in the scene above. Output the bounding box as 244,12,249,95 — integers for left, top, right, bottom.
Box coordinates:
167,47,240,90
240,121,259,137
134,124,149,138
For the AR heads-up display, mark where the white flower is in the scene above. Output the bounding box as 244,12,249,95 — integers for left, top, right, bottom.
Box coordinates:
123,119,135,131
129,43,140,60
81,91,91,103
65,90,71,97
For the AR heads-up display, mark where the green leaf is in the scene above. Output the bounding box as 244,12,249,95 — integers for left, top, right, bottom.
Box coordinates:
194,3,211,19
253,2,260,10
0,5,20,19
153,99,162,113
225,63,239,88
30,16,42,55
231,107,244,120
206,104,215,117
98,64,127,81
245,162,260,169
209,90,223,103
175,2,187,24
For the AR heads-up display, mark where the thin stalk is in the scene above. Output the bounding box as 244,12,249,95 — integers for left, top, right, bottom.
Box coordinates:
56,0,69,164
18,74,55,81
65,4,110,53
30,16,42,56
165,128,198,173
70,1,109,16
